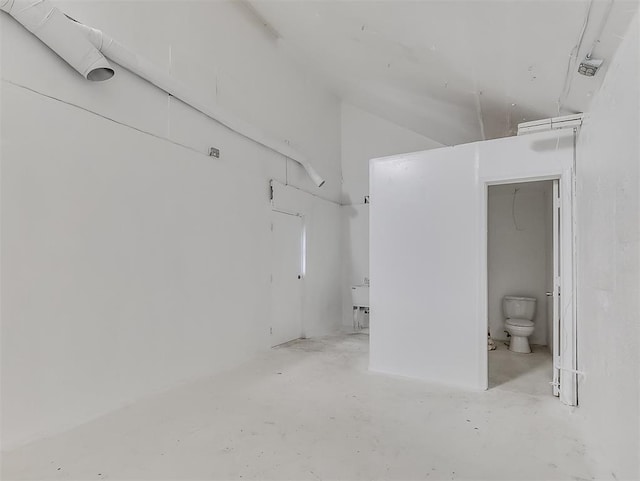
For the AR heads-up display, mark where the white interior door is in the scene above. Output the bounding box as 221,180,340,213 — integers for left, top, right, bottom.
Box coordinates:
270,211,303,347
551,180,561,397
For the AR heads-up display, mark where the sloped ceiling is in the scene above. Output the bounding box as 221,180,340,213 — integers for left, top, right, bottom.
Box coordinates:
246,0,638,145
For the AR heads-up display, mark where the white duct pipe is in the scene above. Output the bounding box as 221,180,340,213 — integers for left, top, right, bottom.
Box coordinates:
68,21,325,187
1,0,325,187
0,0,114,81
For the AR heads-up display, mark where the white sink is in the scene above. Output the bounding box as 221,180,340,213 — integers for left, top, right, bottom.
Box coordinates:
351,285,369,308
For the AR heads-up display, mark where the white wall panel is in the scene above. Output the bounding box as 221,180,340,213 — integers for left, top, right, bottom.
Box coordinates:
0,1,342,450
340,104,443,327
575,13,639,479
370,130,573,390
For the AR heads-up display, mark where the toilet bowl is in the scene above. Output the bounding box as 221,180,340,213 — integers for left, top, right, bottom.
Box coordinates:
504,318,535,353
503,296,537,354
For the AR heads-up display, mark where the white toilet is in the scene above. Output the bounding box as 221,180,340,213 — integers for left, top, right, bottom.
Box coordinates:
503,296,537,353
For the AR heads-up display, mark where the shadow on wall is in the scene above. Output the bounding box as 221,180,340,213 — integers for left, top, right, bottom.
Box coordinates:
530,136,574,152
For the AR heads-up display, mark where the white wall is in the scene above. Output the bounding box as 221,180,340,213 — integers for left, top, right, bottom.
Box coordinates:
340,103,443,326
0,1,342,451
575,13,639,480
488,181,552,345
370,130,573,389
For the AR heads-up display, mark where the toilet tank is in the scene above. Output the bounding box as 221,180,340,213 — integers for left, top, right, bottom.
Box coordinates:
503,296,537,320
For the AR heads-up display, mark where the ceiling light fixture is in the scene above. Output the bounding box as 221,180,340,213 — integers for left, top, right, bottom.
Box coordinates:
578,0,613,77
578,55,603,76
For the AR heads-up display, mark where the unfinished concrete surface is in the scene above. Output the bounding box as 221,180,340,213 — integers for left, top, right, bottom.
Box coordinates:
2,335,594,480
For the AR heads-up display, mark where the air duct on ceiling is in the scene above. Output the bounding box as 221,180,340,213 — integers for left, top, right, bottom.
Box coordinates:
67,20,325,187
0,0,114,81
1,0,326,188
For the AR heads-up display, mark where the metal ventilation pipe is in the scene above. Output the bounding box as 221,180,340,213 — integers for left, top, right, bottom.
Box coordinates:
67,20,325,187
0,0,114,81
2,1,325,187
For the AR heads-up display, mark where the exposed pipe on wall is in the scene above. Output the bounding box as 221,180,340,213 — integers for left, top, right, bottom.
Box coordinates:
1,0,326,188
0,0,114,80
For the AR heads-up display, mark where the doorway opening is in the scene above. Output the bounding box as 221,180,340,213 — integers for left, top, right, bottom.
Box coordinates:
487,179,559,397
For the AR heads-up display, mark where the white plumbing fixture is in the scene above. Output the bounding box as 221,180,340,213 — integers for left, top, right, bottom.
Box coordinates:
1,0,325,188
503,296,537,354
352,285,369,330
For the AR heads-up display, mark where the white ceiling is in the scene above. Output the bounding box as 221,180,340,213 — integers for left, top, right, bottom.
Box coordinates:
246,0,638,145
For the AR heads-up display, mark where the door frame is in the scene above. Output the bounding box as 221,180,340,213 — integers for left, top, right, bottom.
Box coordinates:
479,141,578,405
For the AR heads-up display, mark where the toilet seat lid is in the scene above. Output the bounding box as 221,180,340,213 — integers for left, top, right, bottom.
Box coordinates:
506,318,534,328
504,295,536,302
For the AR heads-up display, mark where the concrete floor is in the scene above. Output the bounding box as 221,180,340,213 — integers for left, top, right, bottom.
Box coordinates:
2,334,595,480
489,339,556,396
